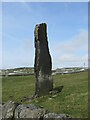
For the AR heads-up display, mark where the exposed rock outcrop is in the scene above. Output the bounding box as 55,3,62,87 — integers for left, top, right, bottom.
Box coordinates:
1,101,72,119
34,23,53,96
44,113,71,119
2,101,19,118
0,104,2,120
14,104,47,118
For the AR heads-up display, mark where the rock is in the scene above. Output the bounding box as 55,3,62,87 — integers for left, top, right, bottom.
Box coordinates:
52,95,57,98
2,101,72,119
49,90,58,95
14,104,48,118
48,97,52,100
44,113,57,118
44,113,72,119
2,101,19,118
56,114,71,118
0,104,2,120
49,86,64,95
34,23,53,96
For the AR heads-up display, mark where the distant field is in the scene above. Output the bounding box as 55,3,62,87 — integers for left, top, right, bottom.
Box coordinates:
2,71,88,118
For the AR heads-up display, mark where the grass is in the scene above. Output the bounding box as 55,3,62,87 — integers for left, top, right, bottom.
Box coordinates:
2,71,88,118
2,75,35,102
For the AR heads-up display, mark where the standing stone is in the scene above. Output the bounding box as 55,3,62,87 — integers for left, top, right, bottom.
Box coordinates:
34,23,53,96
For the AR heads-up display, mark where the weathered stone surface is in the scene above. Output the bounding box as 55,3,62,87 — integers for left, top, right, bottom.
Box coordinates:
0,104,2,120
44,113,71,119
2,101,72,119
44,113,57,118
2,101,19,118
34,23,53,96
14,104,47,118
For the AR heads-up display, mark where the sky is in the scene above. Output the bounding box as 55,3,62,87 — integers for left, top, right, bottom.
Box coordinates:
2,2,88,69
1,0,89,2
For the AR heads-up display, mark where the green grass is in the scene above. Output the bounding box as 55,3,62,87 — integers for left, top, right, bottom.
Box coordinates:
2,71,88,118
2,75,35,102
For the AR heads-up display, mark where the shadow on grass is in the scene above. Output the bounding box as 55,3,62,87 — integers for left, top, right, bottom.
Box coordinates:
21,86,64,102
54,85,64,92
49,85,64,95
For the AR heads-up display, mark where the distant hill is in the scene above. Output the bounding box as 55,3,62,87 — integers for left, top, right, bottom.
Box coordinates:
0,67,88,77
1,67,34,76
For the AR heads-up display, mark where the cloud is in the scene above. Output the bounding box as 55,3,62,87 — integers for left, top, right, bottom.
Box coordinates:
52,54,88,69
51,30,88,69
2,31,88,69
2,30,88,69
58,54,88,62
55,30,88,54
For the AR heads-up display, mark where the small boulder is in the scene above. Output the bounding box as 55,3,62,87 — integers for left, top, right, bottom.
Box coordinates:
14,104,48,118
2,101,19,118
44,113,72,119
44,113,57,118
0,104,2,120
2,101,72,119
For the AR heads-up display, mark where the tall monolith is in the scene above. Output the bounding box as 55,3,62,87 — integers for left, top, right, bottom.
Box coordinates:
34,23,53,96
